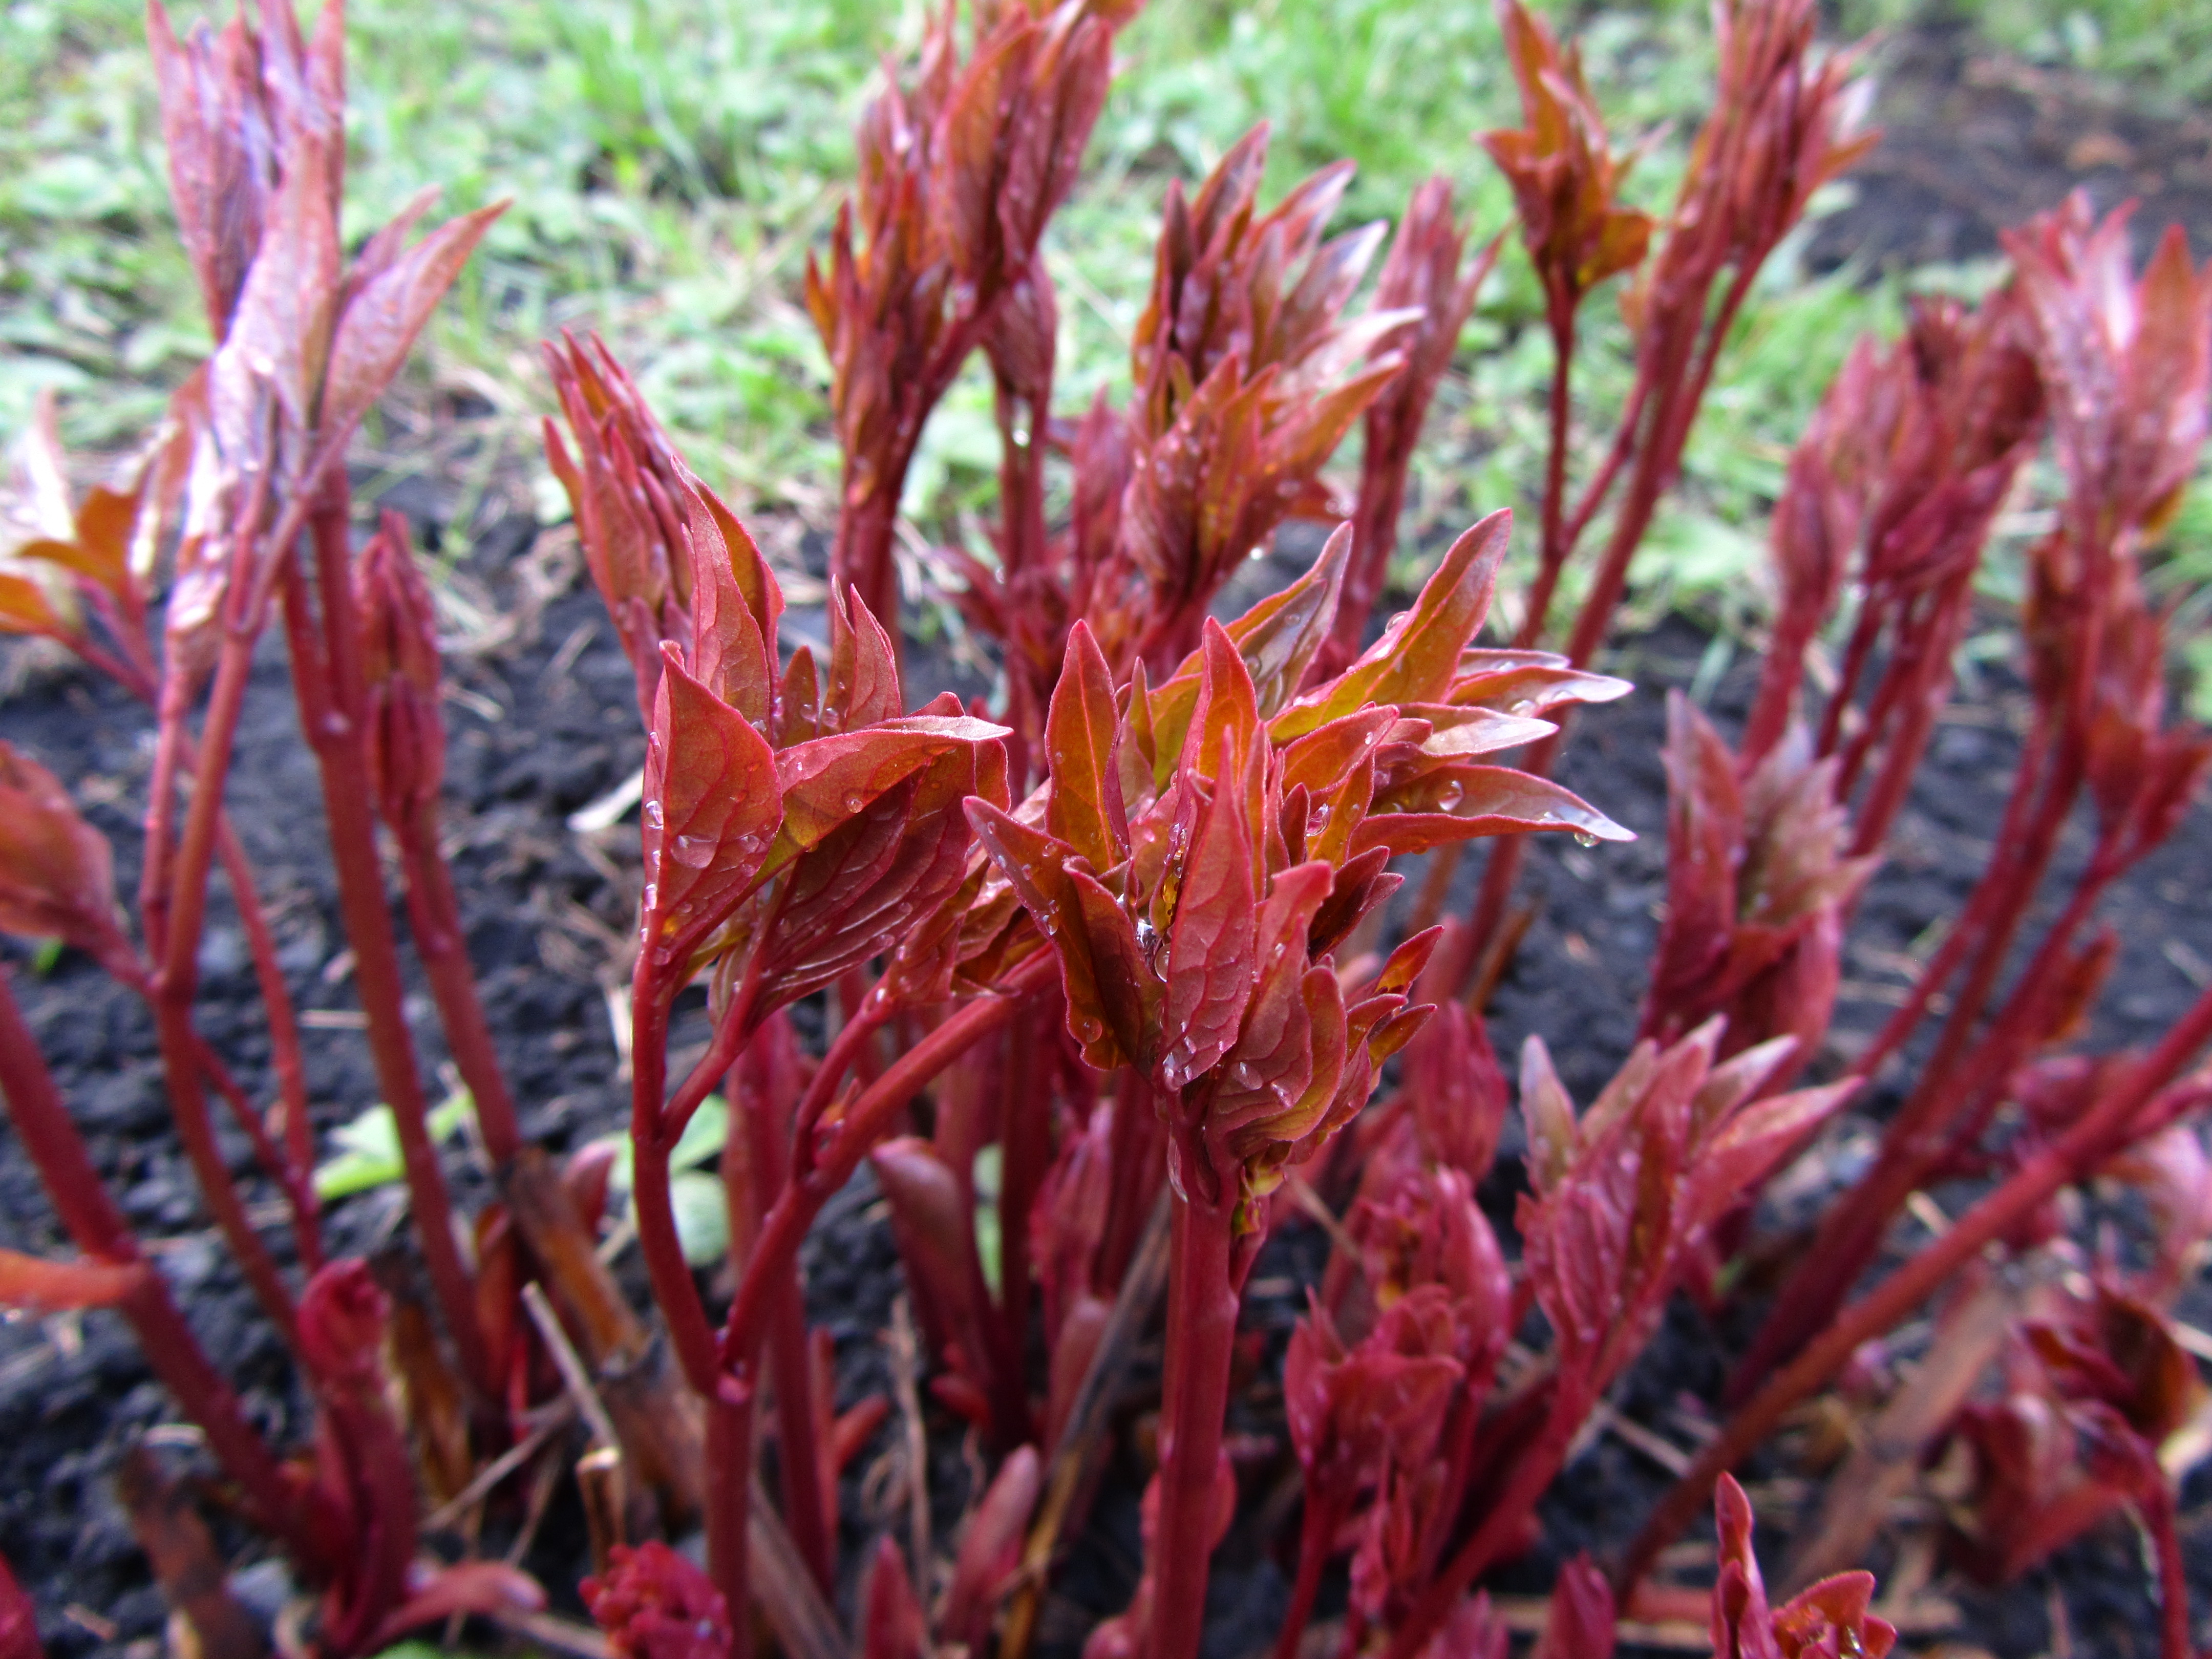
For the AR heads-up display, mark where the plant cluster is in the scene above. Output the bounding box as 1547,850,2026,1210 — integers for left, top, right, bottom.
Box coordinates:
1,3,2210,1659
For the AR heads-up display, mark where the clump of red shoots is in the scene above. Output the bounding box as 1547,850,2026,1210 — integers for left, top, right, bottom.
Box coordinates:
3,3,2212,1658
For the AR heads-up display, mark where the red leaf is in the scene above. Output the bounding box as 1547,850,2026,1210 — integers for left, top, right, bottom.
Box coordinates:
1162,752,1258,1091
0,1552,40,1659
859,1538,927,1659
684,487,777,729
1358,766,1629,855
366,1563,545,1652
0,1247,146,1315
322,202,507,445
826,583,904,730
0,742,137,981
641,650,781,972
869,1137,997,1389
1532,1555,1616,1659
1275,509,1512,739
942,1445,1043,1651
772,716,1009,856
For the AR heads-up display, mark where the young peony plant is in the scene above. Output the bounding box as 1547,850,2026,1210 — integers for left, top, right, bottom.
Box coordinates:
964,510,1629,1657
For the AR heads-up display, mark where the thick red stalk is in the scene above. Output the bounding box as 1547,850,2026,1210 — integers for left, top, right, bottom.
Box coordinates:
625,980,726,1397
743,1059,836,1593
1621,974,2212,1591
1099,1069,1166,1291
707,1392,756,1659
392,805,522,1165
284,509,491,1396
996,998,1050,1419
0,968,311,1561
833,470,908,656
1148,1171,1242,1659
993,370,1050,584
696,970,1040,1636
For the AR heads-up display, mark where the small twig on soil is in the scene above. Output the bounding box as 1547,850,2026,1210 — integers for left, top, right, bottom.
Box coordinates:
887,1294,933,1590
422,1409,573,1535
523,1282,620,1452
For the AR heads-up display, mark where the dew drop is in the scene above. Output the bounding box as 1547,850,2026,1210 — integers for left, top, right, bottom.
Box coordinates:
642,882,660,910
1509,699,1537,716
1573,829,1600,848
671,833,715,868
1436,782,1463,810
644,799,665,829
843,792,865,813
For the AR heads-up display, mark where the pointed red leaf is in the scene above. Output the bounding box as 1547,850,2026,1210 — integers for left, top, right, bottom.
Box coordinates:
322,202,507,444
1046,621,1129,871
641,650,781,972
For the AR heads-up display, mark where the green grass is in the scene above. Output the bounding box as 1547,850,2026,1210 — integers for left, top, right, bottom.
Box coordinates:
0,0,2204,671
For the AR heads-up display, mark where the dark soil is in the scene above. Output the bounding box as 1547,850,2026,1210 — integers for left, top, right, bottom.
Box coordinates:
1807,19,2212,273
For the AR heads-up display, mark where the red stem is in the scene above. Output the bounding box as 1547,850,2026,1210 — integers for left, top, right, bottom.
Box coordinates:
720,966,1045,1375
393,806,522,1165
1148,1167,1242,1659
0,967,315,1564
1274,1491,1345,1659
212,820,319,1237
148,623,303,1349
285,508,491,1396
997,997,1049,1409
1099,1068,1166,1292
2140,1475,2194,1659
1513,289,1580,651
744,1055,836,1593
707,1390,756,1659
993,368,1050,584
1620,975,2212,1592
187,1029,322,1271
1733,816,2115,1396
626,975,726,1398
698,966,1040,1636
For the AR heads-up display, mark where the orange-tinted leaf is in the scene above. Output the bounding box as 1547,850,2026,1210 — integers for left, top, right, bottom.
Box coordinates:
0,742,135,980
1275,509,1511,738
0,573,66,639
0,1247,146,1314
1045,621,1128,870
